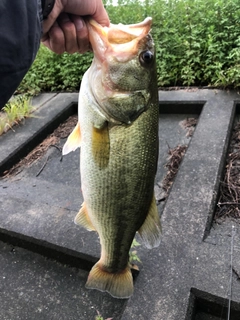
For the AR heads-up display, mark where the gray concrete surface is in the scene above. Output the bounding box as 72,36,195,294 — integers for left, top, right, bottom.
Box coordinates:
0,90,240,320
0,241,125,320
0,93,78,174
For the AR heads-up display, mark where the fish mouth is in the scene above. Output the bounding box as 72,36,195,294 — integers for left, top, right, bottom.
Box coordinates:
87,17,152,63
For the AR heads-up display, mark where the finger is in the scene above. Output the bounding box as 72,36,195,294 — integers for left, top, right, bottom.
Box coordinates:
92,1,110,27
62,1,110,27
70,15,90,54
57,13,78,54
42,20,66,54
42,0,64,34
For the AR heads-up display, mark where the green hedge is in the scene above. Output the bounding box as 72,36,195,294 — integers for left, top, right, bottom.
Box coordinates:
151,0,240,87
17,0,240,94
18,48,93,94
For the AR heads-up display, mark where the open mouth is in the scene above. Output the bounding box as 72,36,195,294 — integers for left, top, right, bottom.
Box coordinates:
87,17,153,62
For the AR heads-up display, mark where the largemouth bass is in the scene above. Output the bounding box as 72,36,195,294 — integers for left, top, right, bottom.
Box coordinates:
63,17,161,299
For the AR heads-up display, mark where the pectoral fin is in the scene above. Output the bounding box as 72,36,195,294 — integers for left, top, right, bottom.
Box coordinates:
74,202,96,231
92,124,110,169
62,123,81,155
138,195,161,249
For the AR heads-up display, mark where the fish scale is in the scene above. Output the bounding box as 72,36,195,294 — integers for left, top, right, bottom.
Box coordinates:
63,17,161,299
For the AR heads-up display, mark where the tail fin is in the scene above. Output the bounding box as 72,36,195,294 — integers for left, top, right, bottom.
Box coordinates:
85,262,133,299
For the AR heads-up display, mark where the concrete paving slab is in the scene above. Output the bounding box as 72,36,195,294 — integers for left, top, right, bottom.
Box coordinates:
31,93,58,109
0,93,78,174
0,240,125,320
0,89,240,319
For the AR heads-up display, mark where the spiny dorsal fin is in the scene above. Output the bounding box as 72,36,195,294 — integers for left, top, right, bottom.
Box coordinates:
138,195,162,249
62,123,81,155
74,202,96,231
92,124,110,169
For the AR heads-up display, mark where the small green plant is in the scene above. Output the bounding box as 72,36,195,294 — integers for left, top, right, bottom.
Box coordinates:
129,238,141,264
0,95,34,136
95,311,113,320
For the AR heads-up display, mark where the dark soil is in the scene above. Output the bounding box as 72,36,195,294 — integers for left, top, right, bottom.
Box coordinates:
215,120,240,222
3,114,78,177
161,117,197,195
162,145,188,194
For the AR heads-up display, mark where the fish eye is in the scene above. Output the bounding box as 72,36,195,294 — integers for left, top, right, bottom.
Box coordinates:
139,50,154,65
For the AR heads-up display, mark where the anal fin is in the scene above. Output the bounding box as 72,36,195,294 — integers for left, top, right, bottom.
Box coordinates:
92,124,110,169
74,202,96,231
62,122,81,155
138,195,162,249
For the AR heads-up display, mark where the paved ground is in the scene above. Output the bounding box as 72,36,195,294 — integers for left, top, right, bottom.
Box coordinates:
0,90,240,320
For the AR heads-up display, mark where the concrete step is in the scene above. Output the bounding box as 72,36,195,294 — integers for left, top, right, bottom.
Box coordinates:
0,90,240,320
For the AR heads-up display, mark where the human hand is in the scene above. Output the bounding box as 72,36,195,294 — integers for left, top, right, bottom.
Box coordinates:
41,0,110,54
